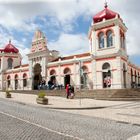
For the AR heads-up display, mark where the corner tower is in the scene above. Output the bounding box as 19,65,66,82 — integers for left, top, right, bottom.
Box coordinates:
89,3,129,89
0,40,22,90
27,29,59,90
88,3,128,59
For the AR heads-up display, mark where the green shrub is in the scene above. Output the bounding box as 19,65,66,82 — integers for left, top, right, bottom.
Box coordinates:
5,91,11,96
38,91,46,98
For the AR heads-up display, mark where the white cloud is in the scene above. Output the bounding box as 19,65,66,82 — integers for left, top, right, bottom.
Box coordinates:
0,29,30,64
0,0,99,31
48,33,89,56
0,0,140,63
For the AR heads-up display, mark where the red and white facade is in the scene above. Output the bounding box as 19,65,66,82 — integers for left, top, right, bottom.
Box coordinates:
0,4,140,90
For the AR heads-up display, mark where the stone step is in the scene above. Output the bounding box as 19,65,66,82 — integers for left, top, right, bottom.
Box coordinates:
3,88,140,101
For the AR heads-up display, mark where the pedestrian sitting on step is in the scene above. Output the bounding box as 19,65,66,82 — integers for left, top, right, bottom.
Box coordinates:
66,84,70,99
69,85,75,99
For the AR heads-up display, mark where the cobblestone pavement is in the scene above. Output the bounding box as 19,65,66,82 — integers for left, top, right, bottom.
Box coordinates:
109,102,140,109
0,98,140,140
0,113,77,140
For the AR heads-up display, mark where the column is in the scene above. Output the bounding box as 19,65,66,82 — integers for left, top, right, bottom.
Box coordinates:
73,56,77,86
1,57,4,90
116,56,123,88
92,59,96,89
41,57,46,79
104,36,107,48
58,58,61,85
77,60,81,89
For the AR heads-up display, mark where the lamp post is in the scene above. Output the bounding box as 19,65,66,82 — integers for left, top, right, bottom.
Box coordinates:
4,81,6,91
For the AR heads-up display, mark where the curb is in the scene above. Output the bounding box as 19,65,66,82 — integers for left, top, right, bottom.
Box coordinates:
42,106,106,110
0,97,106,110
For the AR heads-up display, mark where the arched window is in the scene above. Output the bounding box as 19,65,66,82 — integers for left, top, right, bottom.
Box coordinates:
7,58,13,69
102,62,110,70
120,31,125,49
50,69,56,75
23,73,27,87
82,66,88,73
64,68,71,75
0,59,1,69
98,32,104,49
107,30,113,47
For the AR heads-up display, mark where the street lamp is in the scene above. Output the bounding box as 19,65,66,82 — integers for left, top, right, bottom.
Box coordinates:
4,80,6,91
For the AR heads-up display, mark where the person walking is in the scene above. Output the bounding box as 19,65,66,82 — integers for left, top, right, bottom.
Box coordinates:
66,84,70,99
70,85,74,99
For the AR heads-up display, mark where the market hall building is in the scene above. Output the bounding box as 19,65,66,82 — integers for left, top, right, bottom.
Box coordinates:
0,4,140,91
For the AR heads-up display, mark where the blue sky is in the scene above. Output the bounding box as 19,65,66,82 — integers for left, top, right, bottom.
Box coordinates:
0,0,140,66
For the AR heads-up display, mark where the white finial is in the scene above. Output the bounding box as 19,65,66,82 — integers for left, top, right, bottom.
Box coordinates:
104,0,108,8
9,39,11,44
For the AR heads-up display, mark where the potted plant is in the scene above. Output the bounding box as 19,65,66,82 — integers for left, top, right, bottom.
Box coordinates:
36,91,48,105
5,91,11,98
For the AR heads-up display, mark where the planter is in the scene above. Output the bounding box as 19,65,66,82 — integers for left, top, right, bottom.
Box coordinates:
36,97,48,105
5,94,11,98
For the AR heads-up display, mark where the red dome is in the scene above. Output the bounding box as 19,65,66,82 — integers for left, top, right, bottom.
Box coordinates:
3,40,19,53
93,4,119,23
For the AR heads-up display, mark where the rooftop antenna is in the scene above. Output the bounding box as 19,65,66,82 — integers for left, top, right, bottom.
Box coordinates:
104,0,108,8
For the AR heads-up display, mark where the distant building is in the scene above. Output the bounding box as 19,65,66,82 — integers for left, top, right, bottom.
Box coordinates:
0,4,140,90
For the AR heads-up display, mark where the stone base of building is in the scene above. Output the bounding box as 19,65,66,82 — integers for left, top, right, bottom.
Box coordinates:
9,88,140,101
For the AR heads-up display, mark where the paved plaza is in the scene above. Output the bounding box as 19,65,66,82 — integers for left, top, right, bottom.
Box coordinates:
0,94,140,140
0,91,140,126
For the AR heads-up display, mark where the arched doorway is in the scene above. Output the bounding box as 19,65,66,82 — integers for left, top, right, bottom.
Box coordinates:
81,66,88,89
131,69,133,88
64,68,71,88
135,71,137,87
123,63,127,88
7,75,11,89
102,63,111,88
50,69,56,85
23,73,27,88
138,73,140,87
33,63,42,90
0,59,1,69
15,74,18,90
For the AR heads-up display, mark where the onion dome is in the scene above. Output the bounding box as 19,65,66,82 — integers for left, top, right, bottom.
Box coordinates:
93,3,120,23
3,40,19,53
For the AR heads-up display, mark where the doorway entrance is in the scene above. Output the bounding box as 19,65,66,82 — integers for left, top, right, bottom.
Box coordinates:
15,74,18,90
64,68,71,88
64,75,70,88
102,63,111,88
33,63,42,90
